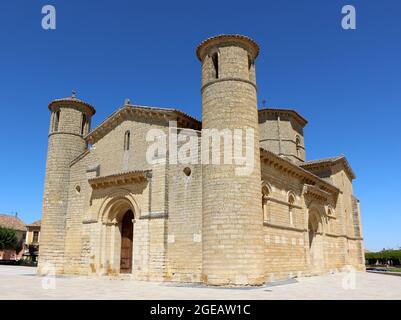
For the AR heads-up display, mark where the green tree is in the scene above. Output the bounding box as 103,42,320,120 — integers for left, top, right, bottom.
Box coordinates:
366,250,401,266
0,227,18,250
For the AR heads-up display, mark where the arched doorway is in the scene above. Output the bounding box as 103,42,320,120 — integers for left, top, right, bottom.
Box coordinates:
308,215,318,250
96,192,141,276
120,210,134,273
308,209,323,270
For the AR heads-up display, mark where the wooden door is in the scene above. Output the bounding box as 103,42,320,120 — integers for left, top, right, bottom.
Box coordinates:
120,210,134,273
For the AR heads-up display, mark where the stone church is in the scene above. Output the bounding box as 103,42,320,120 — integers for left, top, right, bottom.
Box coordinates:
38,35,365,286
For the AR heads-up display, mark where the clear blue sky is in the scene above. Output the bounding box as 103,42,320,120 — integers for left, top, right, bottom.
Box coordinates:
0,0,400,251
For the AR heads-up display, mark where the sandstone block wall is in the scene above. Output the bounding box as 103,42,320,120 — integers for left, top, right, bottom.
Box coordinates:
261,152,365,280
39,103,92,274
39,35,365,285
63,116,171,279
259,111,306,163
166,131,202,282
200,38,265,285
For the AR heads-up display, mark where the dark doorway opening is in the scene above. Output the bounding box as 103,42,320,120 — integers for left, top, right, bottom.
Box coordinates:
120,210,134,273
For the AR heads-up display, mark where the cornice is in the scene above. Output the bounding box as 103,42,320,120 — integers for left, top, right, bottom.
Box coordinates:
201,77,257,93
48,131,84,138
139,211,168,219
300,156,356,180
196,34,259,61
303,184,332,202
266,196,302,209
88,170,151,190
48,97,96,115
258,108,308,127
263,222,307,233
325,233,363,241
260,148,339,196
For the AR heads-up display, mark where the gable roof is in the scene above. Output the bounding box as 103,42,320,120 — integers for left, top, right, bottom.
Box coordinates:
85,105,201,144
27,220,41,227
260,148,340,196
300,156,356,180
84,103,310,145
0,214,26,231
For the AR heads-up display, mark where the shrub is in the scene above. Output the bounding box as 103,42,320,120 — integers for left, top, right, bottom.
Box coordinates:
0,227,18,250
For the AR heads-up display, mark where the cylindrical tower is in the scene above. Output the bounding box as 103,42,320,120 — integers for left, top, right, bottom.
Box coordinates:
197,35,265,285
38,92,95,274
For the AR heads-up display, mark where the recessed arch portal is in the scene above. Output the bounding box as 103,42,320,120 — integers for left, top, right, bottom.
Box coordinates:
308,208,324,271
96,191,140,275
97,189,141,224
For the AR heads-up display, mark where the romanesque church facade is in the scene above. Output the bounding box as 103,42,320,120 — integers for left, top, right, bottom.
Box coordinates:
38,35,365,286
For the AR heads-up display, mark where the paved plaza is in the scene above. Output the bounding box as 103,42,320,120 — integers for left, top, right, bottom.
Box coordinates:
0,266,400,300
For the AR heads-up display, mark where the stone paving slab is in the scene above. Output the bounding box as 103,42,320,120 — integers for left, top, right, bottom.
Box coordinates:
0,266,400,300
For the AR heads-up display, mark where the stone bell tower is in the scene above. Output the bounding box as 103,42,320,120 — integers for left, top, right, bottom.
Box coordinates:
38,92,95,274
197,35,265,285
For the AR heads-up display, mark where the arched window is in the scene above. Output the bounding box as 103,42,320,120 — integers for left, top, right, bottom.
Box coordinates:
211,52,219,79
248,55,255,81
53,110,60,132
295,136,301,158
288,193,295,226
308,210,321,249
124,130,130,151
327,206,334,217
81,114,87,135
262,186,270,222
327,208,333,233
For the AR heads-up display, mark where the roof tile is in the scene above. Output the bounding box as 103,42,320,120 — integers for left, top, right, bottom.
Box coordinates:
0,214,26,231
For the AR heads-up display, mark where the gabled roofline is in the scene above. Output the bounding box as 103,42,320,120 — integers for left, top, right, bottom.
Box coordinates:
300,156,356,180
85,105,201,144
260,148,339,196
84,105,308,145
27,220,41,228
0,214,26,231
